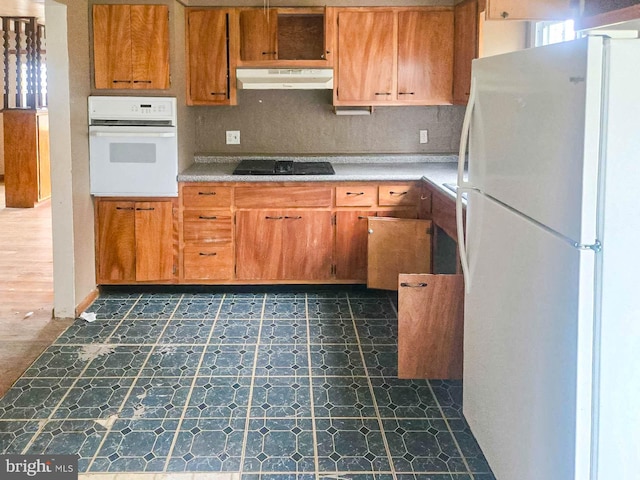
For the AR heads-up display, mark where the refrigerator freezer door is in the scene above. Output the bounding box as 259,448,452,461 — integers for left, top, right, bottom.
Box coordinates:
467,37,603,245
463,191,596,480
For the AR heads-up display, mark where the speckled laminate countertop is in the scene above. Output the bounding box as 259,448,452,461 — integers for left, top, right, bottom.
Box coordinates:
178,155,461,192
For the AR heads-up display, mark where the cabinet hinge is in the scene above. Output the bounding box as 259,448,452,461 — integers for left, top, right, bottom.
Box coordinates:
331,264,336,276
331,214,336,226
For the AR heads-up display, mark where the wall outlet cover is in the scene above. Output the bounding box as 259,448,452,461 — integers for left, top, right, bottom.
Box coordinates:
226,130,240,145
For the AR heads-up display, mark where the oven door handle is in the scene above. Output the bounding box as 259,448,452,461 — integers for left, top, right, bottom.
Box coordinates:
90,131,176,138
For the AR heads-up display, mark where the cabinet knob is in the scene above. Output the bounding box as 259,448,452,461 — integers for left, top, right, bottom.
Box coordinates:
501,11,509,18
368,228,373,234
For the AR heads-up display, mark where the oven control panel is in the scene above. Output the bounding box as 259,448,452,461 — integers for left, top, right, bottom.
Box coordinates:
89,96,176,124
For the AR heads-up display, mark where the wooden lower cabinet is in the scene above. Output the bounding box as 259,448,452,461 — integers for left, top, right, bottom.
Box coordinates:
236,210,333,281
398,273,464,379
367,217,432,291
3,109,51,208
335,210,377,281
96,199,176,284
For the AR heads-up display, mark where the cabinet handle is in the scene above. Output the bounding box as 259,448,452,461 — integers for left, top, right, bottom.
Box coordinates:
133,80,152,84
375,92,392,96
400,282,428,288
265,216,283,220
346,192,365,196
112,80,131,83
262,51,277,55
399,92,415,95
357,216,369,220
116,206,135,211
389,191,408,196
199,252,217,256
420,195,430,200
198,215,218,220
135,207,155,211
210,92,226,96
284,216,302,220
198,192,216,196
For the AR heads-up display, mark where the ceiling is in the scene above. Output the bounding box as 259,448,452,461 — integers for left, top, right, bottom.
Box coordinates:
0,0,44,19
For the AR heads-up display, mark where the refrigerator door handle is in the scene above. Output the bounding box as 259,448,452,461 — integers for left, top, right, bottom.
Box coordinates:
457,76,476,189
457,77,477,293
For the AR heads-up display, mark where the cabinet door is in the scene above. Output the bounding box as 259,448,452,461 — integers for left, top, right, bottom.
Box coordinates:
398,274,464,379
398,10,454,104
130,5,169,89
187,9,229,104
97,201,136,282
453,0,478,104
236,210,285,280
487,0,572,20
336,11,395,103
335,211,376,281
36,112,51,201
283,211,333,280
134,201,174,281
93,4,132,89
367,217,432,291
239,9,278,61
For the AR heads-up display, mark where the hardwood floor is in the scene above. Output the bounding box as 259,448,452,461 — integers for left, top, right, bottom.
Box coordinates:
0,183,73,396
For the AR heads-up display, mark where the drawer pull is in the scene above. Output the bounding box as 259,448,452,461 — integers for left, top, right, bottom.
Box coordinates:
389,191,408,196
346,192,365,196
210,92,226,96
199,215,218,220
420,195,430,200
265,216,283,220
262,51,277,55
357,216,369,220
135,207,155,211
375,92,392,96
199,252,217,256
285,216,302,220
198,192,216,196
398,92,415,95
400,282,428,288
133,80,153,84
115,206,134,211
112,79,131,83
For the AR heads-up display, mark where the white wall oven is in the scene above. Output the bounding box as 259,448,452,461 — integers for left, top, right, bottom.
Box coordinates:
88,96,178,197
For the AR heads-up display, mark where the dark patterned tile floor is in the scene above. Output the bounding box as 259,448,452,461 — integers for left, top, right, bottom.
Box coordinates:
0,288,494,480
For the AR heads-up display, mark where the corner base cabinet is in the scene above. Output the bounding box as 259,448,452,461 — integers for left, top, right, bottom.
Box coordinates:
95,198,177,284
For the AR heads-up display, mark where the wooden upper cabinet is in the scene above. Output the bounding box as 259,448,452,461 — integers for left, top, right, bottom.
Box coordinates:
453,0,479,105
335,7,454,106
397,10,454,104
336,10,395,104
93,4,169,89
486,0,572,20
239,9,277,61
187,9,232,105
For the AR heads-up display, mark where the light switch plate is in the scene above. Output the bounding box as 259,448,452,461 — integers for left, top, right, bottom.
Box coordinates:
419,130,429,144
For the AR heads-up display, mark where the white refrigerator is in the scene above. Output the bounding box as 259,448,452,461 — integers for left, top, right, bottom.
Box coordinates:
456,36,640,480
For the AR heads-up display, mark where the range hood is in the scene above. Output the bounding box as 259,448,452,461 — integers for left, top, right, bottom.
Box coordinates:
236,68,333,90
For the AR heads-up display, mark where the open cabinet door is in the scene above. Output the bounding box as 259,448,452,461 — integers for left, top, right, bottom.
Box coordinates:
367,217,432,290
398,273,464,379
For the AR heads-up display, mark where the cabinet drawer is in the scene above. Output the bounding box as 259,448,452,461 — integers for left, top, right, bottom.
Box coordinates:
182,185,232,209
183,211,233,243
335,186,377,206
235,186,332,208
378,184,419,206
183,245,234,280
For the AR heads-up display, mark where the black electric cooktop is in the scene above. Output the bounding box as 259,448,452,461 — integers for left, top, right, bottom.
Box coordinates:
233,159,335,175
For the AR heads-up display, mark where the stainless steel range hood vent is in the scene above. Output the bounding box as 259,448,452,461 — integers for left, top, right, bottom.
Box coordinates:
236,68,333,90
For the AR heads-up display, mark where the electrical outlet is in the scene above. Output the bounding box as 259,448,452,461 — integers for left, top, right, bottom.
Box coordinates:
226,130,240,145
419,130,429,144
